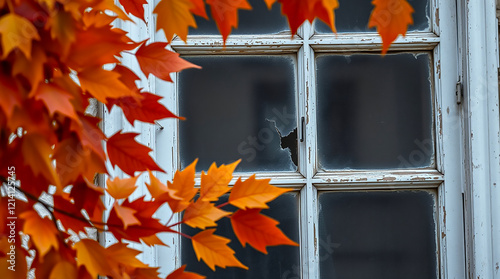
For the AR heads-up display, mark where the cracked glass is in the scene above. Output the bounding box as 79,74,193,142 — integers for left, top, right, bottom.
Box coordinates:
188,0,289,35
318,190,438,279
181,193,300,279
316,53,433,170
314,0,430,33
179,55,298,172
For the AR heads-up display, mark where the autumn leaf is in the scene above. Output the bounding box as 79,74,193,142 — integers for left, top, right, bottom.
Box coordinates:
78,66,139,103
189,0,208,18
34,83,78,120
49,261,77,279
106,176,139,200
12,44,46,93
167,159,198,213
167,265,205,279
199,160,239,201
0,13,40,59
113,202,142,229
182,200,230,229
191,229,247,271
21,133,61,188
368,0,414,54
74,239,120,279
154,0,197,42
229,175,292,209
135,42,201,82
118,0,148,20
206,0,252,42
106,132,163,176
146,170,180,201
19,211,59,258
0,73,21,119
231,209,298,254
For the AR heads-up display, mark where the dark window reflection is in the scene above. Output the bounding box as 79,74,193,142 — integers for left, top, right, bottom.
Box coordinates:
318,191,437,279
188,0,288,35
316,53,433,170
315,0,430,33
179,56,297,172
181,193,300,279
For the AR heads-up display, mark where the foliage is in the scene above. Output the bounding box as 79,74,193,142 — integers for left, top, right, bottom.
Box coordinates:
0,0,414,278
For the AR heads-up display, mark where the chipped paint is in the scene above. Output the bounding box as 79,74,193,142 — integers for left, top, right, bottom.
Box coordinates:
377,176,396,182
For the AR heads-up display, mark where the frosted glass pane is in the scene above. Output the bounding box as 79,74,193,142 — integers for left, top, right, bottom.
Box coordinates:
315,0,429,33
318,191,437,279
179,56,297,172
316,53,433,170
181,193,300,279
188,0,288,35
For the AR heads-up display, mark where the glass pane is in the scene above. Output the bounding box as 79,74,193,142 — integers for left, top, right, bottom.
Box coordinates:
181,193,300,279
315,0,430,33
318,191,437,279
188,0,288,35
179,56,297,172
316,53,433,170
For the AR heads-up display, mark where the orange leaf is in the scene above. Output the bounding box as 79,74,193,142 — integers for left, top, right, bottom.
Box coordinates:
167,265,205,279
34,83,78,120
167,160,198,213
228,175,291,209
231,208,298,254
112,65,142,94
199,160,239,201
206,0,252,43
106,176,139,200
12,44,46,94
48,10,77,56
368,0,414,54
0,73,21,119
49,261,77,279
74,239,120,279
135,42,200,82
183,200,230,229
191,229,247,271
19,211,58,258
106,242,148,268
0,13,40,59
118,0,147,20
154,0,197,42
189,0,208,19
277,0,338,34
113,202,141,229
263,0,276,9
21,134,60,188
106,132,163,176
146,170,180,200
78,67,139,104
318,0,339,33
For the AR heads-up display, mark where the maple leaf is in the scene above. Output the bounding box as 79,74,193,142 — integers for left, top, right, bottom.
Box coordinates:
112,65,142,93
106,176,139,200
231,208,298,254
189,0,208,18
166,159,198,213
167,265,205,279
19,211,59,258
78,67,139,104
48,9,77,56
154,0,197,42
118,0,147,20
182,199,230,229
106,132,163,176
146,170,180,201
53,195,90,234
0,13,40,59
74,239,120,279
113,202,142,229
191,229,247,271
206,0,252,42
33,83,79,120
108,92,184,126
368,0,414,54
0,73,21,120
199,160,239,201
49,261,77,279
135,42,201,82
229,175,292,209
21,133,61,188
12,44,46,94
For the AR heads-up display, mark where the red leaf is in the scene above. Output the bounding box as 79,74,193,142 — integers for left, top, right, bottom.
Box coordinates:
106,132,163,176
135,42,200,82
167,265,205,279
118,0,147,20
206,0,252,43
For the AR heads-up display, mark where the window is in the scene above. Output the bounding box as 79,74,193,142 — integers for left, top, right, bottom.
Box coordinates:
114,0,467,277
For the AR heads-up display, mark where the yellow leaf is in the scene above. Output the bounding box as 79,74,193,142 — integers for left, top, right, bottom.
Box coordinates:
0,14,40,59
19,211,58,258
199,160,239,201
228,175,292,209
154,0,197,42
191,229,247,271
106,176,139,200
183,200,230,229
167,160,198,213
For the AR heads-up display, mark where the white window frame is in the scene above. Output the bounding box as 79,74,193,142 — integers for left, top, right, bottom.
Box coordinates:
101,0,500,278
